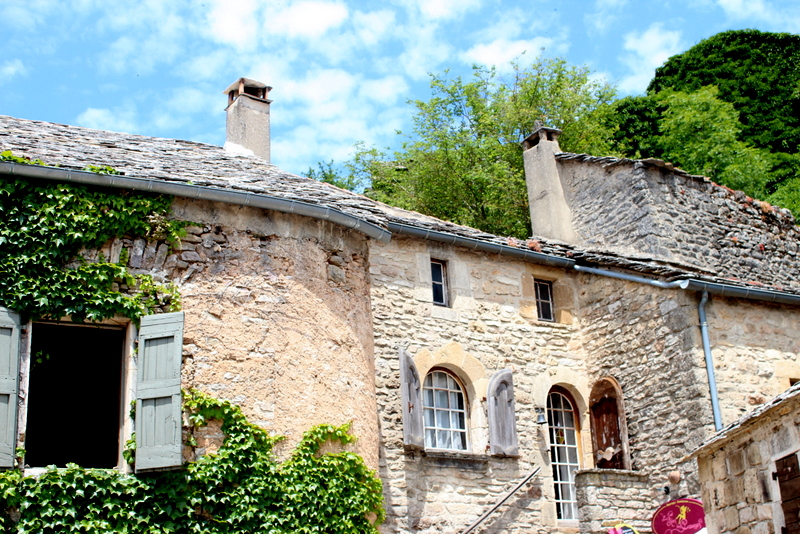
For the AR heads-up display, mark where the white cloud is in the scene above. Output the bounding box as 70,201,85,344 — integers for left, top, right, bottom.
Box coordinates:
713,0,800,30
715,0,772,19
585,0,628,33
397,24,453,80
352,9,396,46
461,37,558,70
358,76,409,105
76,106,140,134
268,1,349,39
398,0,482,21
0,59,27,85
205,0,260,49
618,23,684,94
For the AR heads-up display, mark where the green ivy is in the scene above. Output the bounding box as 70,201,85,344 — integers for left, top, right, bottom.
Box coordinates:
0,171,183,322
0,391,385,533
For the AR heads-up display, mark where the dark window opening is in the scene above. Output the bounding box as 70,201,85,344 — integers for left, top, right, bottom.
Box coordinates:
26,323,125,468
775,452,800,534
431,259,449,307
534,279,555,322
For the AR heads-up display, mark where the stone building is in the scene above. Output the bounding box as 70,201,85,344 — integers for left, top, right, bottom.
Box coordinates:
689,382,800,534
1,78,799,533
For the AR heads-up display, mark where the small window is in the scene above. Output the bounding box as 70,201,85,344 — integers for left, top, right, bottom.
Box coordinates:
423,370,467,451
431,259,449,307
534,279,555,321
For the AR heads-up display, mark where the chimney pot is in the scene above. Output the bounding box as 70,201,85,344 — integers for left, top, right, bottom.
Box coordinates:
224,77,273,161
521,123,562,151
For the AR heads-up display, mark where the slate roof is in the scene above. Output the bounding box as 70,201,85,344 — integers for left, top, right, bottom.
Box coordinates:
688,381,800,458
0,114,797,297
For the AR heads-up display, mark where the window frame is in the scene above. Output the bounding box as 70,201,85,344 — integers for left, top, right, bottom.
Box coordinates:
547,386,581,521
430,259,449,307
422,368,469,452
534,279,555,322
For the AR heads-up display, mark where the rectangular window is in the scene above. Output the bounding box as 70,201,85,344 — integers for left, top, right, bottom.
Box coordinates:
534,279,555,322
431,259,448,307
26,323,126,468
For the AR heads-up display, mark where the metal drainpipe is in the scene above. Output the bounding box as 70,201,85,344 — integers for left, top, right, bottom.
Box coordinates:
698,291,723,431
572,265,724,431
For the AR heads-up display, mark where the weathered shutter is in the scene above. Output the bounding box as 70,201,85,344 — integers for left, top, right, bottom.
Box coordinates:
0,308,20,468
399,346,424,450
136,311,183,472
488,369,519,457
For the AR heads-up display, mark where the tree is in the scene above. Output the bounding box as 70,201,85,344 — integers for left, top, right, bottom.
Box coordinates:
351,58,617,238
649,29,800,154
656,86,772,199
606,29,800,219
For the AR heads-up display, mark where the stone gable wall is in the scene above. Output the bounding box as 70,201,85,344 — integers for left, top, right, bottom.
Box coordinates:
557,158,800,289
94,198,380,466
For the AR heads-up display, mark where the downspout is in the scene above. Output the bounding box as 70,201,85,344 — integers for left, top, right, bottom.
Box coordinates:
573,266,725,430
698,291,723,431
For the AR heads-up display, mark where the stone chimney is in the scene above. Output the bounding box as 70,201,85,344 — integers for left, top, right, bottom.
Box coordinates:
521,122,577,243
223,77,272,161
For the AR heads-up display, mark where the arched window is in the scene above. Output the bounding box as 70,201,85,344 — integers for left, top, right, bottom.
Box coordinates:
423,369,468,451
548,387,580,520
589,377,631,470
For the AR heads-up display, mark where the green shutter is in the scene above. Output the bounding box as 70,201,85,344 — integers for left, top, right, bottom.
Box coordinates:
0,308,20,468
135,311,183,472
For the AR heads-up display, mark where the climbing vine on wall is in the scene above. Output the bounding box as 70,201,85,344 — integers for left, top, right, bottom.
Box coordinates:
0,151,183,322
0,391,385,533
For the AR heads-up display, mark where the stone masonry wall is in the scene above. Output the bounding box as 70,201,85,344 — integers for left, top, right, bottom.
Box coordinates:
696,395,800,534
704,297,800,426
98,198,380,467
576,274,712,493
370,232,800,532
370,235,591,534
576,469,653,534
557,157,800,289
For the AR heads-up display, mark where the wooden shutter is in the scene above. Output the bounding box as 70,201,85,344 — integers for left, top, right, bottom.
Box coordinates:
591,396,624,469
136,312,183,472
488,369,518,457
0,308,20,468
776,453,800,534
399,346,424,450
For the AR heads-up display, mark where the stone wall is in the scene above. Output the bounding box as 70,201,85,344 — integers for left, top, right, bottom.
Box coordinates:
555,156,800,290
370,231,800,533
576,274,713,492
704,297,800,426
575,469,653,534
371,235,591,534
695,389,800,534
101,199,380,466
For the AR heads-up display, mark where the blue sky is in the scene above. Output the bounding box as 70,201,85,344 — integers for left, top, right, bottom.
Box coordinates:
1,0,799,175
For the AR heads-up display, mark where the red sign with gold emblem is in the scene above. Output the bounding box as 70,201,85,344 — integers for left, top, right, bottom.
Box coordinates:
652,498,706,534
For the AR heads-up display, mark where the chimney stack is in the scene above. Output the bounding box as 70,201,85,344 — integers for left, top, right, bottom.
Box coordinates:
521,122,577,243
223,77,272,161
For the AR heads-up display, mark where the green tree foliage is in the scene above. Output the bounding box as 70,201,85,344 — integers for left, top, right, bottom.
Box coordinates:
307,160,364,192
606,29,800,219
649,29,800,154
347,58,617,238
656,86,772,198
0,391,384,533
